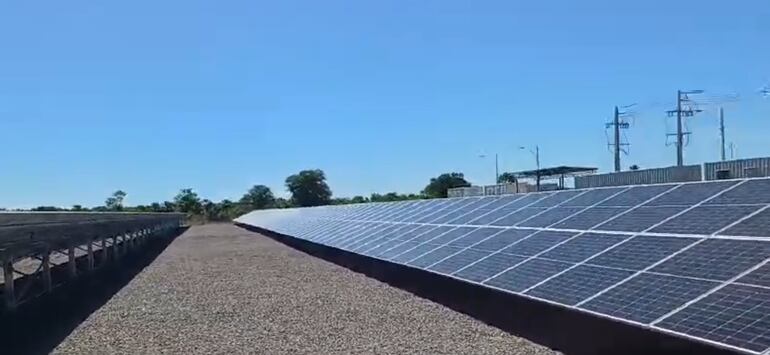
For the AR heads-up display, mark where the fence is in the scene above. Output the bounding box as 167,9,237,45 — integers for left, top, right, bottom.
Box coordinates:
704,157,770,180
574,165,702,188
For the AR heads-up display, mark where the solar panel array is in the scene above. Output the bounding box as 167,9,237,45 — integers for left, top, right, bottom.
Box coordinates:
236,178,770,355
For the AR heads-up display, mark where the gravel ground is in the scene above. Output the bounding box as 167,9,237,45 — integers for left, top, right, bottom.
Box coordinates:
53,224,558,355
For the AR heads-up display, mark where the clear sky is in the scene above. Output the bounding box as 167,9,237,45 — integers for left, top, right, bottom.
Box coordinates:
1,0,769,208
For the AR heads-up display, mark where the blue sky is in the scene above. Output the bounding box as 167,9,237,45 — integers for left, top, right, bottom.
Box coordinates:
1,1,769,208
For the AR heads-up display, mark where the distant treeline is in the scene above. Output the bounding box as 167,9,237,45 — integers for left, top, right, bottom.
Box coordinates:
17,170,473,223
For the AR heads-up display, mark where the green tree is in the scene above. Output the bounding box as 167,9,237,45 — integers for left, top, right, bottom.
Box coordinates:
350,195,368,204
105,190,127,211
273,197,293,209
173,188,202,214
497,172,518,184
71,204,85,211
285,169,332,207
422,172,471,198
240,185,275,210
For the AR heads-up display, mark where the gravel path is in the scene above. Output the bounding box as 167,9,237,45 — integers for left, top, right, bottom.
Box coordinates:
54,224,558,355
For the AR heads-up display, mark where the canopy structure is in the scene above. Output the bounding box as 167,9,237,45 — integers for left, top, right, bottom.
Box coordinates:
508,166,598,190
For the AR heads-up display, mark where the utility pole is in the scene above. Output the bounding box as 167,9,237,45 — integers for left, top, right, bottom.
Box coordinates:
606,105,632,172
495,153,499,184
667,90,703,166
720,107,726,161
535,146,540,191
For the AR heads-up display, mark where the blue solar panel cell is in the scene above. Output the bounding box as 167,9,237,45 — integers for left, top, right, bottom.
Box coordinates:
501,231,577,256
426,227,477,245
651,239,770,281
593,206,687,232
409,226,455,243
448,228,503,247
581,273,719,324
381,241,422,260
471,229,535,252
706,178,770,205
366,239,409,257
656,284,770,353
645,181,738,207
392,243,439,263
598,184,677,207
415,199,478,223
530,190,581,207
552,207,629,230
526,265,634,305
485,258,573,292
428,249,491,275
489,208,548,226
719,207,770,237
650,205,761,235
453,253,528,282
586,235,698,271
736,263,770,288
393,224,437,241
409,245,464,267
517,207,584,228
429,198,492,224
540,233,626,263
561,187,626,207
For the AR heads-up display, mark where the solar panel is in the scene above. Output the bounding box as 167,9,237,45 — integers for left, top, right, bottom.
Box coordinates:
236,177,770,354
655,284,770,353
485,258,572,292
428,249,491,274
581,273,719,323
454,253,528,282
552,206,630,230
539,233,626,263
526,265,634,305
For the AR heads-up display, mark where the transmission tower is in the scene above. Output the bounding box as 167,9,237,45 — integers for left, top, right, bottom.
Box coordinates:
606,105,633,172
666,90,703,166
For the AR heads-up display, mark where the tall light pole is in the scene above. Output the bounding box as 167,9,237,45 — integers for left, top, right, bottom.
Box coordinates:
519,145,540,191
478,153,499,185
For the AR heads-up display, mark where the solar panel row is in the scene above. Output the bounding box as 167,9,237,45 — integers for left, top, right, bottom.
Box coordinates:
237,178,770,354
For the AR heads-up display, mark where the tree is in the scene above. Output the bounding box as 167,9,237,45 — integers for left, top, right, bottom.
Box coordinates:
422,172,471,198
71,204,85,211
105,190,127,211
350,195,368,204
31,206,64,211
285,169,332,207
240,185,275,210
497,172,518,184
629,164,640,171
173,188,202,214
273,197,293,209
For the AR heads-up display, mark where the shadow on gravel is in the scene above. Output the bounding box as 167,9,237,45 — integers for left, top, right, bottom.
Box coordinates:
235,223,740,355
0,227,187,355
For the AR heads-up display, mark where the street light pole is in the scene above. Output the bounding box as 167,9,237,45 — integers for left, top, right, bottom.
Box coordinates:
479,153,499,185
519,145,541,192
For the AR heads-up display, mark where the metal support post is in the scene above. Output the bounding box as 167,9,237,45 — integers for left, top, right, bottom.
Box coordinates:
3,260,15,309
86,241,94,271
42,251,52,292
68,245,77,278
101,237,109,264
